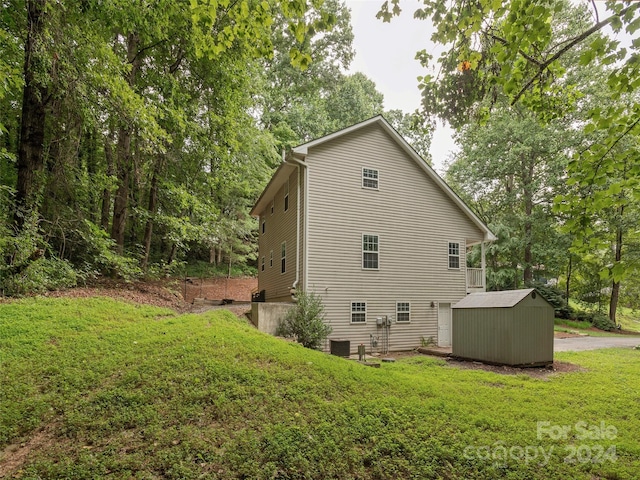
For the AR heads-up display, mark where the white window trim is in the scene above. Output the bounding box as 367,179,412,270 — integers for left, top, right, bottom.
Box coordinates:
284,179,290,212
448,241,461,270
396,301,411,323
281,241,286,274
362,167,379,190
350,301,367,324
362,233,379,270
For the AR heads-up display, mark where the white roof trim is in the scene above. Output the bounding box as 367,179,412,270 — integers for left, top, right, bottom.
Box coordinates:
291,115,496,242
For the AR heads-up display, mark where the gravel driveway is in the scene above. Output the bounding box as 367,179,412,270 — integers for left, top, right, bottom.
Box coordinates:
554,336,640,352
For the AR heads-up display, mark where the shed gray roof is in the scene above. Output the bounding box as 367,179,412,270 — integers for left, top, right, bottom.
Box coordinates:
453,289,536,309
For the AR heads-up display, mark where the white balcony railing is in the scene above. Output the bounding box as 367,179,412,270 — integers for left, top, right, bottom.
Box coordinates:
466,267,485,291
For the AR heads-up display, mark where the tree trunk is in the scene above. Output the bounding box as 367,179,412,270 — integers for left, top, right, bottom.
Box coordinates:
110,32,141,253
141,159,162,270
111,132,131,253
167,243,177,265
609,219,623,324
15,0,49,228
209,246,216,264
566,255,572,300
101,134,115,231
522,155,534,285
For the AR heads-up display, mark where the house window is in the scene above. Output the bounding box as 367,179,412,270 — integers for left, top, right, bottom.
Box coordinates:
261,219,265,234
362,234,379,269
261,256,265,272
351,302,366,323
362,168,379,189
281,242,286,273
269,250,273,268
284,180,289,212
396,302,410,322
271,200,274,215
448,242,460,269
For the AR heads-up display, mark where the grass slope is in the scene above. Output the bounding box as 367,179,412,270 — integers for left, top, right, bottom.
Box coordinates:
1,298,639,479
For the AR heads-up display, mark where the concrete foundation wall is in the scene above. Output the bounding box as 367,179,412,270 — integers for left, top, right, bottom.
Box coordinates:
251,302,295,335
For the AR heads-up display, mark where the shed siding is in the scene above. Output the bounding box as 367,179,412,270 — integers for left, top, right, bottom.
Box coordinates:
452,298,554,365
257,169,300,302
305,123,485,352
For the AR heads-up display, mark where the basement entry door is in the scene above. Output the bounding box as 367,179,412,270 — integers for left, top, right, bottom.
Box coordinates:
437,303,452,347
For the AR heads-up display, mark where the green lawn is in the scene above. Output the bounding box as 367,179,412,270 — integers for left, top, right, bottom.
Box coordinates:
1,298,639,479
553,319,629,337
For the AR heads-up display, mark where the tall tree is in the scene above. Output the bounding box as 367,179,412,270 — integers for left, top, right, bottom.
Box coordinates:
380,0,640,321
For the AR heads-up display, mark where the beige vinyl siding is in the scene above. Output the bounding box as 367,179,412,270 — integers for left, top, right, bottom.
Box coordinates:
305,123,485,352
257,169,300,302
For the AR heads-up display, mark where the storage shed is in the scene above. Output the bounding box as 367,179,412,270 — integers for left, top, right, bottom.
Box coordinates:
452,288,554,366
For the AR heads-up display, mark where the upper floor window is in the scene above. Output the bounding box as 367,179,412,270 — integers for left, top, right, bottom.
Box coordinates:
261,219,265,234
362,234,379,269
271,200,274,215
448,242,460,269
269,250,273,268
351,302,366,323
261,256,265,272
362,167,379,189
281,242,286,273
396,302,410,322
284,179,289,212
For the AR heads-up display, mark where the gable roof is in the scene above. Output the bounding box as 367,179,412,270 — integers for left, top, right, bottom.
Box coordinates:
453,289,542,309
251,115,496,242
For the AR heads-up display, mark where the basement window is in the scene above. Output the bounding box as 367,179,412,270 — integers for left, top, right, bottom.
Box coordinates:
351,302,366,323
396,302,410,322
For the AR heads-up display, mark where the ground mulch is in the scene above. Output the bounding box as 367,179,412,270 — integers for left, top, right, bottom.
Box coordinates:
443,358,584,378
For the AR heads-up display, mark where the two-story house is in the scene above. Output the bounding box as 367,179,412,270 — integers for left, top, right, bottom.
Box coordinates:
250,116,495,353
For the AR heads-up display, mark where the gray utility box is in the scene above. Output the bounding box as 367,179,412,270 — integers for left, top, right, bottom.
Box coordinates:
452,288,554,366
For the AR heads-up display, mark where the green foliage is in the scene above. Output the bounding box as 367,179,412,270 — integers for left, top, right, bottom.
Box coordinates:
183,260,257,279
276,290,332,349
1,257,77,297
589,312,617,332
0,213,76,295
530,281,573,320
76,221,142,282
1,298,640,478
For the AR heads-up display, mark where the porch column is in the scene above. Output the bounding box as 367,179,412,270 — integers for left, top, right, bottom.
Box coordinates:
480,241,486,291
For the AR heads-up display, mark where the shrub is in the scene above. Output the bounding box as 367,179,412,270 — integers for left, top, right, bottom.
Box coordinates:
529,281,573,319
76,220,142,281
276,291,332,350
1,257,77,296
589,312,617,332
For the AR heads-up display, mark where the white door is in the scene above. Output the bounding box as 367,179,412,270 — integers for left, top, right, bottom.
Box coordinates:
438,303,452,347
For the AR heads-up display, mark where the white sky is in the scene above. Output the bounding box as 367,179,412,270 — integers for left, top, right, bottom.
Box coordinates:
344,0,457,172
